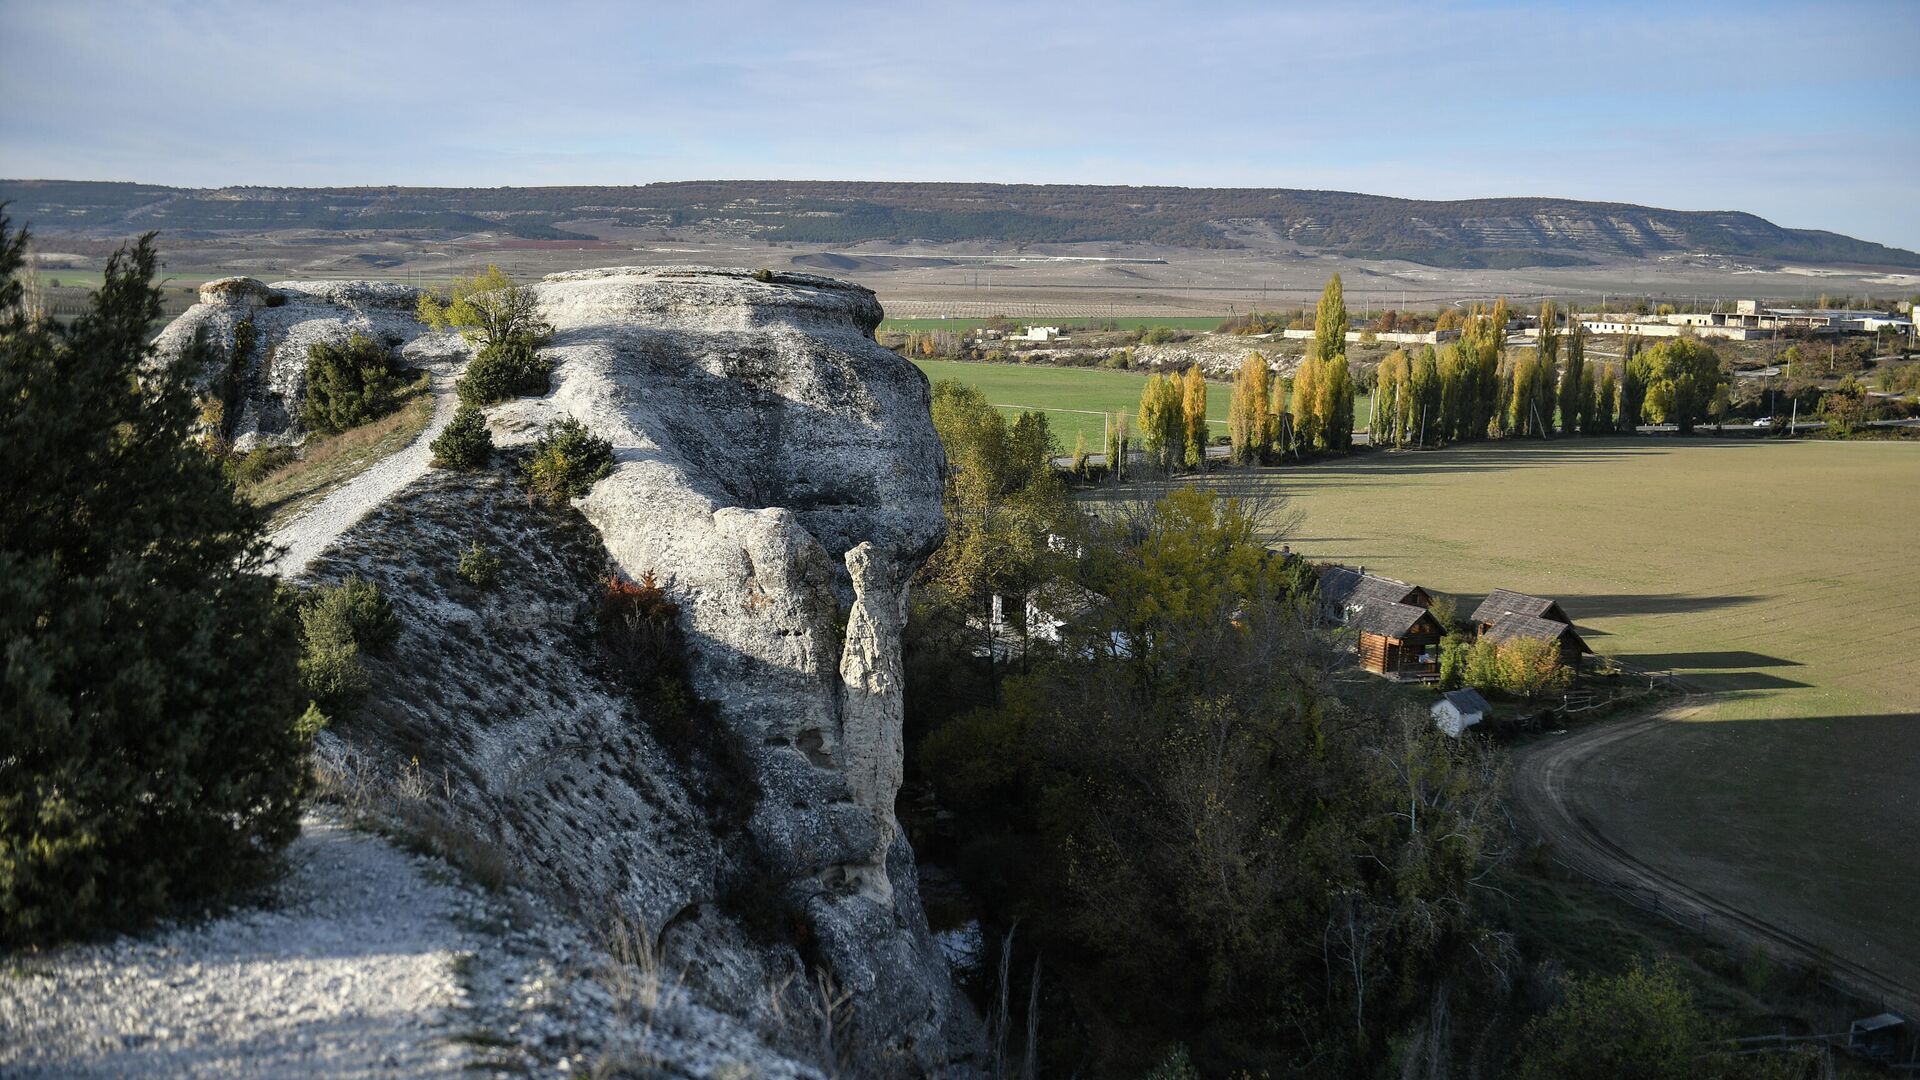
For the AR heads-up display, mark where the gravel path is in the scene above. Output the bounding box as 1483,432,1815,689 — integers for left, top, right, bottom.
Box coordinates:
267,375,458,578
0,816,491,1078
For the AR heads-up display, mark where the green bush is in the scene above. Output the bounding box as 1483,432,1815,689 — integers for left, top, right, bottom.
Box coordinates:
429,405,493,470
523,416,614,503
457,337,552,407
224,443,296,487
300,333,406,434
457,542,502,588
2,222,311,947
298,576,399,711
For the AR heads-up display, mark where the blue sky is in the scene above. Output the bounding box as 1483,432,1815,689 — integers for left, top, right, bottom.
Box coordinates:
4,0,1917,250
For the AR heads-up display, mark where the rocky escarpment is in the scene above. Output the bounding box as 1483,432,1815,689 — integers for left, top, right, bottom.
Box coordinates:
262,267,972,1073
153,277,469,448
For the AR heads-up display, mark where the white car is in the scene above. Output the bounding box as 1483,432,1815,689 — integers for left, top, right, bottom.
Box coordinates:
1753,417,1773,427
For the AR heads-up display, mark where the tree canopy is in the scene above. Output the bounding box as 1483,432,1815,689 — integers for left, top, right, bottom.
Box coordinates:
0,217,311,945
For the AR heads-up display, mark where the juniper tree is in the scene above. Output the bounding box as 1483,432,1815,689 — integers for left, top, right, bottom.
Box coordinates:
0,217,311,946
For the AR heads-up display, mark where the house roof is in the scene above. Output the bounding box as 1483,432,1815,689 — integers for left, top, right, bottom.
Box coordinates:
1483,613,1590,653
1471,589,1569,626
1351,600,1439,640
1320,565,1424,610
1439,688,1490,715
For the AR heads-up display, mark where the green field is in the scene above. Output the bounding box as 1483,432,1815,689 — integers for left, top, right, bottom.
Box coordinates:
882,315,1226,334
912,357,1374,450
1185,439,1920,989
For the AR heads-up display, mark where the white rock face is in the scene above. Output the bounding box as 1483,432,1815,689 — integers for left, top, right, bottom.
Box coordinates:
152,277,469,448
204,267,976,1073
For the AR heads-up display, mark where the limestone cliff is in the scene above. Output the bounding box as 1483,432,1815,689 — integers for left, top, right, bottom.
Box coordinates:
153,277,468,447
166,268,974,1073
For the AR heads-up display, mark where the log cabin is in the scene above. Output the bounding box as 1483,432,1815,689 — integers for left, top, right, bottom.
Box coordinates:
1481,612,1591,667
1318,565,1432,625
1350,600,1446,677
1470,589,1571,634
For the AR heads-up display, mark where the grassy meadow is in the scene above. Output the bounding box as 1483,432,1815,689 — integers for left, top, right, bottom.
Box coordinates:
912,357,1374,451
1184,438,1920,987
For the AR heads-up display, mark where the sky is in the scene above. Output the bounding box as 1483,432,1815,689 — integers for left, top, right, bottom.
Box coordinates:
4,0,1917,250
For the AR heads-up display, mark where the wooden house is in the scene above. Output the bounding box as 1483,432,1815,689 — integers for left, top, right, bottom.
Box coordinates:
1470,589,1571,634
1318,565,1432,625
1350,600,1446,677
1481,613,1590,667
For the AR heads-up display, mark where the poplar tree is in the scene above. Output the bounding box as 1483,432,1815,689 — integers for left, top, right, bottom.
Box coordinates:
1559,321,1587,436
1289,357,1322,453
1408,346,1441,446
1227,353,1271,466
1180,364,1208,470
1314,274,1348,370
1618,335,1645,431
1139,373,1184,471
1535,300,1561,435
1375,349,1404,448
1594,366,1618,435
1509,350,1542,436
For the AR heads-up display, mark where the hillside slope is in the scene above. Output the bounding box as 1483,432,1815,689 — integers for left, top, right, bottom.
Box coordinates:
6,179,1914,270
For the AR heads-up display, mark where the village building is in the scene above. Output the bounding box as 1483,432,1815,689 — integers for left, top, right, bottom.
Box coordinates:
1481,613,1591,667
1432,688,1491,737
1470,589,1571,634
1318,565,1432,624
1349,600,1446,678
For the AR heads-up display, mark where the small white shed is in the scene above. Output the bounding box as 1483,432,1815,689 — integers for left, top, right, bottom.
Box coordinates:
1432,688,1491,738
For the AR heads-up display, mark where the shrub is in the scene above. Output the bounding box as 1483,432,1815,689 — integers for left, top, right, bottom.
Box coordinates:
457,542,502,588
753,268,775,283
1,223,310,946
301,333,406,434
1509,960,1780,1080
225,443,297,487
457,337,552,407
597,571,685,686
523,416,614,503
430,405,493,470
299,576,399,711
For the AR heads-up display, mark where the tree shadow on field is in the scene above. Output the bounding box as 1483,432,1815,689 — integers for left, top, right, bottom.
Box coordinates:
1618,650,1803,670
1553,593,1768,618
1271,437,1790,488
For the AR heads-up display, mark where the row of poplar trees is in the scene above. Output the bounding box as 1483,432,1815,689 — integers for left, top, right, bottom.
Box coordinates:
1372,299,1656,448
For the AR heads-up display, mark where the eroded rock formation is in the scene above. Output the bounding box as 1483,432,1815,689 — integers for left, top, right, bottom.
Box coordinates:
173,267,972,1073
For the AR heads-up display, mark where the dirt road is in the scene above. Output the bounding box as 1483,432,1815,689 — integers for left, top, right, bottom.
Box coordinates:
1508,700,1920,1017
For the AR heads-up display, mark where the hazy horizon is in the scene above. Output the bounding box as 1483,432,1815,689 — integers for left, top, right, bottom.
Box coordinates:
5,0,1917,250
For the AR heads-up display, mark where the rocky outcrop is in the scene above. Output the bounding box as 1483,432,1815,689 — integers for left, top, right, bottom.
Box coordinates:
153,277,469,448
233,267,972,1073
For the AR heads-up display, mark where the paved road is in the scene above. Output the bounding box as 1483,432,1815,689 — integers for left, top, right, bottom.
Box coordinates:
1509,702,1920,1017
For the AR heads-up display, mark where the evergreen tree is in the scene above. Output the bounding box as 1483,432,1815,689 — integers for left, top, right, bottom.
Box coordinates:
1180,364,1208,470
1227,353,1271,466
1559,321,1587,436
1,219,311,946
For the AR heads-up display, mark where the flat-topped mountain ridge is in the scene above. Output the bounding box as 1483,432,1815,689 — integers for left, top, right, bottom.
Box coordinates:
7,178,1915,270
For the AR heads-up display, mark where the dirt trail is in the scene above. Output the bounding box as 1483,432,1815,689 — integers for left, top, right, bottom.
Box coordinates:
267,375,457,578
1509,700,1920,1016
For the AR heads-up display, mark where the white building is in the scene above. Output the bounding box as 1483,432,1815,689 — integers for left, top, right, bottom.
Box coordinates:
1022,326,1063,342
1432,688,1491,738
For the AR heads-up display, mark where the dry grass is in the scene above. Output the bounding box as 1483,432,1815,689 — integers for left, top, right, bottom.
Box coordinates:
244,374,434,530
311,749,515,893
